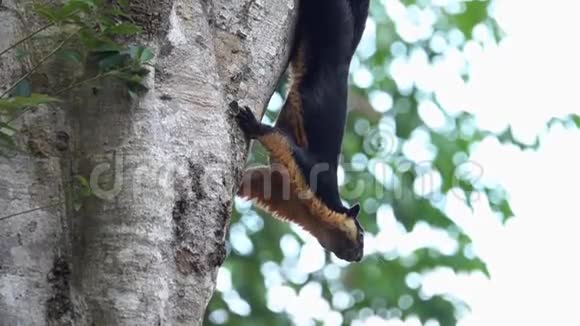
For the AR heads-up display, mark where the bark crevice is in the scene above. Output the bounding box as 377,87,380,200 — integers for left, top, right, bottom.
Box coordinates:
46,256,73,324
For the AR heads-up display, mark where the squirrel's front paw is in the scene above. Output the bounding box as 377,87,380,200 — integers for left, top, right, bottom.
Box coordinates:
235,105,269,138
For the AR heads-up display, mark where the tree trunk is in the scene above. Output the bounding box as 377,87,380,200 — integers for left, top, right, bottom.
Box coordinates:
0,0,296,325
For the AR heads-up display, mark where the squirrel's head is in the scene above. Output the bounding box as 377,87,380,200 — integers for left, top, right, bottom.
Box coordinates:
316,203,364,262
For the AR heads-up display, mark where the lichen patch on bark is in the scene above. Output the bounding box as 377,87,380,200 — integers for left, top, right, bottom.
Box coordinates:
175,247,201,275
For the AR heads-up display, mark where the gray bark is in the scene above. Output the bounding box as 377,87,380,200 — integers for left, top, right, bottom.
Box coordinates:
0,0,296,325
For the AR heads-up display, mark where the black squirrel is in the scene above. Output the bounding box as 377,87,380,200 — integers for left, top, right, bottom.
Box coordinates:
233,0,370,262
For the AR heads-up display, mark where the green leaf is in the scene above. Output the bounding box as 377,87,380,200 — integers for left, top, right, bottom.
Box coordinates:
450,0,489,38
91,42,122,53
496,199,514,221
57,3,84,19
393,197,459,232
58,49,83,64
126,80,149,94
72,174,92,211
394,97,420,139
127,45,141,60
70,0,97,9
107,23,142,35
0,122,17,133
105,4,134,21
97,53,124,72
117,0,129,8
139,48,154,63
132,67,150,77
127,89,138,100
0,94,60,111
80,33,119,53
79,30,101,49
74,175,92,197
127,45,154,64
98,16,116,30
34,0,88,24
567,114,580,127
33,4,59,22
484,187,515,222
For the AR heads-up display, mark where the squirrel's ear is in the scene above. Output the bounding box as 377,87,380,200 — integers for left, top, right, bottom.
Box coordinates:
346,203,360,218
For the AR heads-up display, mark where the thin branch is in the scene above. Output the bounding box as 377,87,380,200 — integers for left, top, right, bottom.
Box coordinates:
0,201,61,222
0,32,76,99
54,66,133,96
4,65,136,125
5,72,106,122
54,71,111,96
0,22,54,58
0,8,81,58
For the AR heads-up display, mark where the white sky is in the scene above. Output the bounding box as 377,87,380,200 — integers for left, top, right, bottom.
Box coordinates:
387,0,580,325
440,1,580,325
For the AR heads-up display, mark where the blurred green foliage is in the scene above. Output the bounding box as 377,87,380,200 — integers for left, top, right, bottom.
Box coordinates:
205,0,524,325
